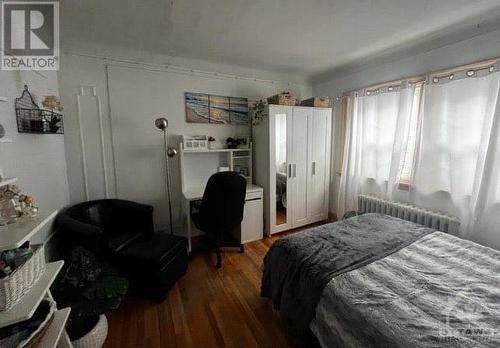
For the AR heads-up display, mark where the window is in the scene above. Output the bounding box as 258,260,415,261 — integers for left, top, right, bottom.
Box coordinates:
399,82,423,187
337,83,423,189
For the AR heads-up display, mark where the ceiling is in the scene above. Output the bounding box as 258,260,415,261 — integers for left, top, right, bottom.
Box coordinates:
61,0,500,80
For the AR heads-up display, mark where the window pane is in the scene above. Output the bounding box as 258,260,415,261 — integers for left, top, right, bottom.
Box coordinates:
400,83,422,183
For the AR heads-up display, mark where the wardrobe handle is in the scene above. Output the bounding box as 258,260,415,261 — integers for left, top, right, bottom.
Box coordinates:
312,162,316,175
288,164,293,178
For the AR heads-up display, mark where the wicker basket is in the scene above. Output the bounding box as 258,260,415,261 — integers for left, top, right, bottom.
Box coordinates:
300,97,330,107
18,298,57,348
0,245,46,311
0,298,56,348
267,92,297,106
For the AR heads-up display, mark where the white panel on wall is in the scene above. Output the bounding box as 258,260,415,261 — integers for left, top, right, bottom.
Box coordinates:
76,86,109,200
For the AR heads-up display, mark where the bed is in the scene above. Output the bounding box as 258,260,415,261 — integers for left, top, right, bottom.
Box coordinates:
261,213,500,347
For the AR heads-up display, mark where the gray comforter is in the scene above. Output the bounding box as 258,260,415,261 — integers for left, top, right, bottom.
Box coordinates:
261,213,434,334
311,231,500,347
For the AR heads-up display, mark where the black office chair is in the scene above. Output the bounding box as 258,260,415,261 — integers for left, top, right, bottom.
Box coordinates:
191,172,246,268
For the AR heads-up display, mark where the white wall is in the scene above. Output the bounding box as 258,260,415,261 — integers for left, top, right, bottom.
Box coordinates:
313,28,500,217
0,70,69,244
59,51,312,232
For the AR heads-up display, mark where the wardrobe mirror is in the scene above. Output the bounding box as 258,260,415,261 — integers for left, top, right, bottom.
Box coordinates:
275,113,287,226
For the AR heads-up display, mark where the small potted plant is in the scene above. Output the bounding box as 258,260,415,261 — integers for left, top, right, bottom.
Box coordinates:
52,247,128,348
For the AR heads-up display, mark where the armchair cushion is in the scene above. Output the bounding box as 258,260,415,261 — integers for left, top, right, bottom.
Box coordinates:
55,214,106,254
107,231,145,254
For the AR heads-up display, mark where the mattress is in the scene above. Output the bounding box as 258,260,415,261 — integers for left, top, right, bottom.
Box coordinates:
311,232,500,347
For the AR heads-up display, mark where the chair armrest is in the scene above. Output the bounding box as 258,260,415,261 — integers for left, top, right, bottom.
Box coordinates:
55,214,106,254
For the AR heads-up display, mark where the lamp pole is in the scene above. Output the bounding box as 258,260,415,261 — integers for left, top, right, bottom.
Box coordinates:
155,117,177,235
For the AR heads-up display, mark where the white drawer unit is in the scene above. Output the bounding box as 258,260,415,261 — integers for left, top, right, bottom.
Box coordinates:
241,187,264,243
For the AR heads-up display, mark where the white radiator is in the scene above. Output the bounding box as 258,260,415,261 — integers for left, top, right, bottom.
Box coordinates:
358,195,460,234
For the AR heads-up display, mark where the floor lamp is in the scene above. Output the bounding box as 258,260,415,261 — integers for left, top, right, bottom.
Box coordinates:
155,117,177,235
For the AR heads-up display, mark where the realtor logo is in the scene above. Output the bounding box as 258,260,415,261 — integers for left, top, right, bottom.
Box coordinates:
1,1,59,70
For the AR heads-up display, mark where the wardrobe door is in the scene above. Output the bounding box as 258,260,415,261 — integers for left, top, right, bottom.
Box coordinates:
307,108,331,223
290,107,311,228
269,105,293,234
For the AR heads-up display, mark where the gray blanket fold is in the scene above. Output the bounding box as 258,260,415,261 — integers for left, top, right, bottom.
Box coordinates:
261,213,435,334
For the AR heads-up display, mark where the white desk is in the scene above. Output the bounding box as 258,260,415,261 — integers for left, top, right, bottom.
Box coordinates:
182,184,264,252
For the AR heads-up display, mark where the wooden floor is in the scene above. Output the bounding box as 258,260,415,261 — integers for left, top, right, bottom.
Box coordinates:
104,228,324,348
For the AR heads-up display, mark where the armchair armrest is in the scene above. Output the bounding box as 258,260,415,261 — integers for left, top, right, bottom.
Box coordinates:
55,214,106,254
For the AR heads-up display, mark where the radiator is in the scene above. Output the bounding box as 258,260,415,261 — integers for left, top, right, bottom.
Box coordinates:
358,195,460,234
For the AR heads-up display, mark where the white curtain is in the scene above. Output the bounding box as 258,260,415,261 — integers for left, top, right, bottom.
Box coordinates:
338,84,416,218
411,68,500,243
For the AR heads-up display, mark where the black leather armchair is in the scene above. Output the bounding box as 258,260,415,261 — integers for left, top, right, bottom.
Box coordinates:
55,199,154,258
56,199,188,300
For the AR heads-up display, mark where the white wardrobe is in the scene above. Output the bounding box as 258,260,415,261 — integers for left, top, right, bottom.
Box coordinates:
253,105,332,235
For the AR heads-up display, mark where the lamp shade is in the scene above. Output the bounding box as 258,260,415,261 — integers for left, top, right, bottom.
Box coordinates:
154,117,168,130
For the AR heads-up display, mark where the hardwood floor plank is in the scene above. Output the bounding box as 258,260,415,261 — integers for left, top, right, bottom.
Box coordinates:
169,285,194,348
143,302,161,348
158,295,176,348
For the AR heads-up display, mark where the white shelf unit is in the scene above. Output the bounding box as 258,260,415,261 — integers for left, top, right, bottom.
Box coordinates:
0,177,18,187
0,206,71,346
0,211,58,251
0,261,63,327
179,143,253,191
230,148,253,183
38,307,71,348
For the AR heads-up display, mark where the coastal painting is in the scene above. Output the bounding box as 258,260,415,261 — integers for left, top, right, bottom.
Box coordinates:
185,92,209,123
209,95,230,124
229,96,249,125
185,92,249,125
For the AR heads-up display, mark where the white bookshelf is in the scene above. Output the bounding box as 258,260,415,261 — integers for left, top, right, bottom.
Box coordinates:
181,147,246,153
0,177,18,187
38,307,71,348
0,161,71,346
180,143,253,191
0,261,63,327
0,211,58,251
